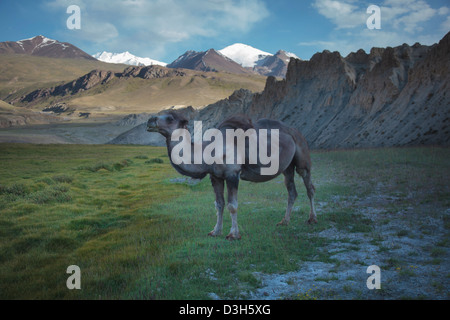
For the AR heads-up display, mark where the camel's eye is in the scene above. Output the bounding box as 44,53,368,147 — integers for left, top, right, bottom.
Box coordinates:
167,116,174,122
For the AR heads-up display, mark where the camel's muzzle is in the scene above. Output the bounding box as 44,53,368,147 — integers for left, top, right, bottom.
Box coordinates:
147,116,158,132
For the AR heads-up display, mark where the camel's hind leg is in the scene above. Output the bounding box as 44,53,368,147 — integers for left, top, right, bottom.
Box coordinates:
298,168,317,224
277,163,298,226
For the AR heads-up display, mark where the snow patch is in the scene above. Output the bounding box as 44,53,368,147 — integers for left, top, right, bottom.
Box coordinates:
93,51,167,67
285,51,299,59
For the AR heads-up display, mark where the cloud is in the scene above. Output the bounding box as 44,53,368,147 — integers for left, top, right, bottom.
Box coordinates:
45,0,269,57
312,0,366,29
305,0,448,58
299,30,418,57
383,0,437,33
442,16,450,32
438,6,449,15
312,0,440,32
71,20,119,43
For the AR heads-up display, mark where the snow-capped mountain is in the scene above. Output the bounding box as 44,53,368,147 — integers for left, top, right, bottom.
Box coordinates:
284,51,300,61
219,43,300,77
167,49,251,74
0,35,95,60
92,51,167,67
219,43,272,68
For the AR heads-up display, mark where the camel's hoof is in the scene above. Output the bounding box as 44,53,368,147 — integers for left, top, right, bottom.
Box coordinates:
306,218,318,225
208,231,221,237
277,220,289,226
225,233,241,241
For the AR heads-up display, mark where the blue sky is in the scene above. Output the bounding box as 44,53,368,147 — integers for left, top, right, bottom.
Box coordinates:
0,0,449,63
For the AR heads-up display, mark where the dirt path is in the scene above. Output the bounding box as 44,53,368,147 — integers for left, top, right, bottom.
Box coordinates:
250,188,450,300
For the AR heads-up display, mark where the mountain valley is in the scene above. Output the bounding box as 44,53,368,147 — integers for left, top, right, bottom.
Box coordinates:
0,33,448,148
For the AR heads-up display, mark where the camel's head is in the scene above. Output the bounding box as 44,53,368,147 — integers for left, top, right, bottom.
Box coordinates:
147,111,189,138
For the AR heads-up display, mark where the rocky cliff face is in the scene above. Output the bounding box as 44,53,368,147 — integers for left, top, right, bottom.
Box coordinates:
196,89,254,129
195,32,449,149
253,50,298,78
18,70,115,104
120,65,186,79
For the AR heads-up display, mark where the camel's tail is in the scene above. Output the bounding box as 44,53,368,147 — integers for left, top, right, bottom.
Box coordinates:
285,126,312,174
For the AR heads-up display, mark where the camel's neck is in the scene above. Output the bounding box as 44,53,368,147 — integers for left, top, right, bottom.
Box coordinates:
166,134,209,179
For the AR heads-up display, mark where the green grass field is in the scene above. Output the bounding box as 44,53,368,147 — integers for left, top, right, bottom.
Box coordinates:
0,144,449,299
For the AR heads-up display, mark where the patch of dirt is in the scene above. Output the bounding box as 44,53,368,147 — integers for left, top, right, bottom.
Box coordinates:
249,190,450,300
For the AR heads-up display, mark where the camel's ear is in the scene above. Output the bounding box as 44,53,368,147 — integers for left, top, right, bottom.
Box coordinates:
180,119,189,128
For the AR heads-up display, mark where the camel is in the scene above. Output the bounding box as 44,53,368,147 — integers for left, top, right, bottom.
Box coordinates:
147,110,317,240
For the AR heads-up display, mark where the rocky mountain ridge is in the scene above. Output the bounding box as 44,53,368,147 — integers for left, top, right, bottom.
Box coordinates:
115,32,449,149
0,35,95,60
252,50,299,78
218,43,299,77
13,65,187,106
201,33,449,149
167,49,252,74
6,61,266,119
168,46,298,77
1,36,297,77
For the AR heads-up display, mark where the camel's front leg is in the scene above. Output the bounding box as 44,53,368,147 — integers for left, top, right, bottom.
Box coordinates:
225,175,241,240
208,175,225,237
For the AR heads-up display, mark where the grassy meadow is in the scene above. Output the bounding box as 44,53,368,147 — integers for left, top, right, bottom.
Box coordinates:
0,144,449,299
